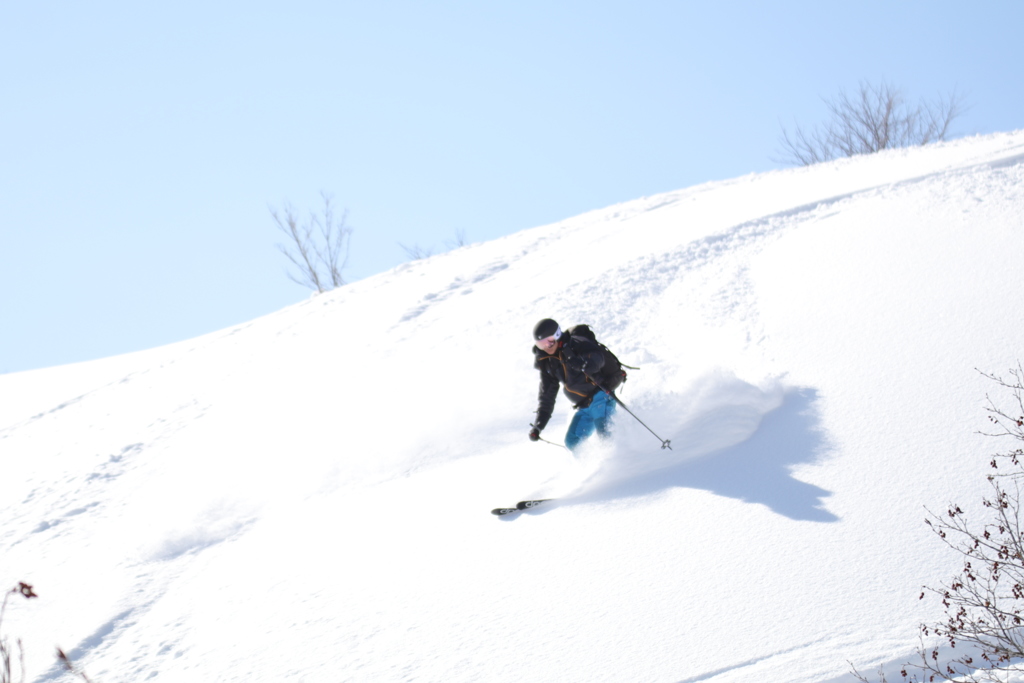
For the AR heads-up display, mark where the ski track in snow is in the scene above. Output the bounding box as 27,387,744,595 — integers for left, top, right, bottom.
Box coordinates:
397,260,511,323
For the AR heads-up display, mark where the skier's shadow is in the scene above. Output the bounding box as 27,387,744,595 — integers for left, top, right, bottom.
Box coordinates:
576,388,837,522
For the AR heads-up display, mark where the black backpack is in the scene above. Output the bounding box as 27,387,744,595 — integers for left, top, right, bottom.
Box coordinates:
565,324,629,391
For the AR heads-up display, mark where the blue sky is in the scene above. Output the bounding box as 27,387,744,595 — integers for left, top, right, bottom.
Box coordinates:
2,0,1021,374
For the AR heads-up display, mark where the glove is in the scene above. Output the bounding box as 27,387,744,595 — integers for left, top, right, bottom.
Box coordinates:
529,428,541,441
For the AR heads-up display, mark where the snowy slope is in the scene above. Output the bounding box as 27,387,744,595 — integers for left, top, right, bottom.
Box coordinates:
2,130,1024,683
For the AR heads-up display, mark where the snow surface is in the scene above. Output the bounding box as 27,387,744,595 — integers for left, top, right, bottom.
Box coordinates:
3,131,1024,682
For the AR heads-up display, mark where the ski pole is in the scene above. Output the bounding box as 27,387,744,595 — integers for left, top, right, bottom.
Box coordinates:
586,374,672,450
529,424,569,450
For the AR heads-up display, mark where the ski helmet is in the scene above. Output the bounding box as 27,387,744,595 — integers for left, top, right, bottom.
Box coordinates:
533,318,561,341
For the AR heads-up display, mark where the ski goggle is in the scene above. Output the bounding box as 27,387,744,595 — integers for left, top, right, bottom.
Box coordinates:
537,326,561,341
535,328,562,346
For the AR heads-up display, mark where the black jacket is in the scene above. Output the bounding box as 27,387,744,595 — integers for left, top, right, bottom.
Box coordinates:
532,333,620,431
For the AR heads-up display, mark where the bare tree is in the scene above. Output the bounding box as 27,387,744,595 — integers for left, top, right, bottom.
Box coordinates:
777,81,966,166
398,242,434,261
401,229,469,261
852,365,1024,682
272,192,352,293
445,229,468,250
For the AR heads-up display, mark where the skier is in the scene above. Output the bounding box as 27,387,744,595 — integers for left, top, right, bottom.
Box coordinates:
529,318,624,451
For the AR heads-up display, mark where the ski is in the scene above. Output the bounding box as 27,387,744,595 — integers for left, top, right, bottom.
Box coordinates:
491,499,553,516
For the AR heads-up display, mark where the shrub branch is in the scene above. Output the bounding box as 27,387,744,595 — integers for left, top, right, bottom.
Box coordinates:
853,365,1024,682
777,80,966,166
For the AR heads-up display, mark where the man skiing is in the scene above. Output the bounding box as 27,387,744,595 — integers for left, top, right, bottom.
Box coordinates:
529,318,624,451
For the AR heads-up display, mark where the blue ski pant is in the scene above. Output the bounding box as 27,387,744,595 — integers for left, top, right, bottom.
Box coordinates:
564,391,617,452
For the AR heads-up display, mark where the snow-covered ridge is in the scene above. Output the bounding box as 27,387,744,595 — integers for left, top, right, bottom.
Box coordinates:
2,130,1024,682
